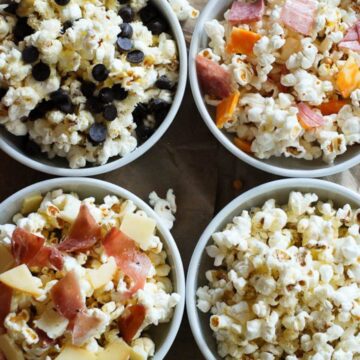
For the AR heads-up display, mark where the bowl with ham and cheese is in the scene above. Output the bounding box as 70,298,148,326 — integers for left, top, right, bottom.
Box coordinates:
189,0,360,178
0,178,185,360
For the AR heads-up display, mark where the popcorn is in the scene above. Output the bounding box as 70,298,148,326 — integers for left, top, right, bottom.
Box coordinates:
198,192,360,360
0,190,179,359
149,189,177,230
0,0,179,169
198,0,360,164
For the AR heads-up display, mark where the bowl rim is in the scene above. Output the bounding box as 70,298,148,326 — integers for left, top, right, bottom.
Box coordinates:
0,0,188,177
186,178,360,360
189,0,360,178
0,177,185,360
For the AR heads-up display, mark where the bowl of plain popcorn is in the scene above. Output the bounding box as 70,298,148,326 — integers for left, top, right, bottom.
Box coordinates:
0,177,185,360
187,178,360,360
0,0,189,176
190,0,360,178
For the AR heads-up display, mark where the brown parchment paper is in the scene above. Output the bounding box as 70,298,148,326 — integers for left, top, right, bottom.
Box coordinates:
0,1,359,359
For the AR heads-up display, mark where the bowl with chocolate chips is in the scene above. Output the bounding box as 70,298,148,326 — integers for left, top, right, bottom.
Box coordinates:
0,0,187,176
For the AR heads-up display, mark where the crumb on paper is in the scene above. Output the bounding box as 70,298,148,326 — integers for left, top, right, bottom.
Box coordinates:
149,189,177,230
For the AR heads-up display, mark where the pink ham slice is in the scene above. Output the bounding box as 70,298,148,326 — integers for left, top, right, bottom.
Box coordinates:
196,55,232,100
103,228,152,299
0,283,12,333
339,22,360,53
228,0,265,25
50,270,85,320
280,0,317,36
57,205,102,253
297,102,325,128
12,228,63,270
28,246,64,271
72,311,106,346
12,228,45,265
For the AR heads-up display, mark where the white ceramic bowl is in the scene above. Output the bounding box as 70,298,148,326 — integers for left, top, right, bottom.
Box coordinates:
0,0,187,177
186,178,360,360
0,177,185,360
189,0,360,178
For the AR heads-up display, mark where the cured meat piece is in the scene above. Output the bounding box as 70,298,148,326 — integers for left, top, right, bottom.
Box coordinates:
28,246,64,271
0,283,12,332
339,40,360,53
297,102,325,129
50,271,85,320
72,311,106,346
118,304,146,344
280,0,317,36
196,55,232,100
12,228,44,265
103,228,152,298
228,0,265,25
342,25,358,42
58,205,102,253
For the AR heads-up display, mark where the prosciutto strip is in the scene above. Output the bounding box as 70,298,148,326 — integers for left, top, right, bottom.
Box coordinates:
12,228,63,270
12,228,44,264
50,270,85,320
280,0,317,36
28,246,64,271
339,22,360,53
339,40,360,53
103,228,152,298
342,25,358,42
118,305,146,344
227,0,265,25
196,55,232,100
0,283,12,332
297,103,325,129
57,205,102,253
72,311,107,346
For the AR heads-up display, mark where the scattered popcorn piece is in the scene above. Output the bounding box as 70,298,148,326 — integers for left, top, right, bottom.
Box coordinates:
149,189,177,230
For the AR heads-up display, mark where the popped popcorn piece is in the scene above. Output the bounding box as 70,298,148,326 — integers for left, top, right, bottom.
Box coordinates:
148,189,177,230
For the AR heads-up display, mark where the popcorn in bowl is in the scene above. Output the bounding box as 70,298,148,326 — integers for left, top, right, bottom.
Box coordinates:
197,191,360,359
0,189,180,359
196,0,360,165
0,0,180,169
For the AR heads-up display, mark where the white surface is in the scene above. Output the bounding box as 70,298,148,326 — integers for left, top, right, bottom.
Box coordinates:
186,178,360,360
189,0,360,178
0,178,185,360
0,0,188,177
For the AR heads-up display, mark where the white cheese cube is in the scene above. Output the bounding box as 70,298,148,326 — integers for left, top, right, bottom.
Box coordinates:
87,257,117,290
97,340,131,360
34,305,69,339
60,195,81,223
120,213,156,250
55,346,96,360
0,264,42,297
21,193,43,215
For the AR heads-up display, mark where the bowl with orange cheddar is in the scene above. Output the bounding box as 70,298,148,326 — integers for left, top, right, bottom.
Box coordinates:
0,178,185,360
190,0,360,177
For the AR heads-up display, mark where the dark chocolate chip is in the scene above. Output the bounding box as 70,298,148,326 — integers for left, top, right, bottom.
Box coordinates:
50,89,68,103
126,50,144,64
155,75,173,90
136,123,154,144
58,98,75,114
149,98,170,122
92,64,109,82
117,37,132,52
118,6,134,23
81,81,96,98
112,84,128,101
98,88,114,103
86,97,103,114
14,17,34,42
61,20,73,33
139,4,159,24
55,0,70,5
22,46,39,64
119,23,133,38
147,19,168,35
88,123,107,144
132,103,147,125
103,104,117,121
4,3,18,15
32,62,51,82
